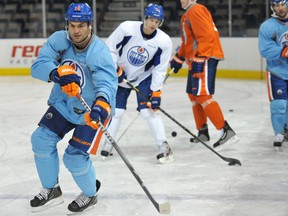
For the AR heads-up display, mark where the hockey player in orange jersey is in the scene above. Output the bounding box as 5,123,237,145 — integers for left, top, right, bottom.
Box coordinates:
170,0,239,149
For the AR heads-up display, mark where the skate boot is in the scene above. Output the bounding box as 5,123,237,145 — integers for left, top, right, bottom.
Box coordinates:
274,133,284,149
156,141,174,164
100,141,113,160
68,180,101,213
30,184,63,212
213,121,240,150
190,124,210,143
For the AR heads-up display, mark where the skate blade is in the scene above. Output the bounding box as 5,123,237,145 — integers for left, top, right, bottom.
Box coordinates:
102,152,113,161
215,135,240,151
31,196,64,213
67,205,96,216
158,155,175,164
67,199,98,216
274,146,282,152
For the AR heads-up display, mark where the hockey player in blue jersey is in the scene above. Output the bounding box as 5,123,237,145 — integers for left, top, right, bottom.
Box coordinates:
102,3,174,163
259,0,288,149
29,3,117,213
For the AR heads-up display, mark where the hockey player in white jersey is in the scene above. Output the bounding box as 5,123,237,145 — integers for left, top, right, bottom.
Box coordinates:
102,3,174,163
259,0,288,149
29,3,117,213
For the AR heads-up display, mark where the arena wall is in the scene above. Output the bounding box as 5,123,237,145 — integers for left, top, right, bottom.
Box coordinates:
0,37,265,79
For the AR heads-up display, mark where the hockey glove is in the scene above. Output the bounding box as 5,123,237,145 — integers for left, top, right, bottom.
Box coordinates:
50,65,81,97
117,66,127,83
84,97,111,130
281,45,288,58
170,53,185,73
147,90,162,111
191,57,207,78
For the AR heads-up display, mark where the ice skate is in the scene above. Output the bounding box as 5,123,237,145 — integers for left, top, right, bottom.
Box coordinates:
190,124,210,143
30,184,64,212
100,142,113,160
213,121,240,150
273,133,284,150
157,141,174,164
68,180,101,213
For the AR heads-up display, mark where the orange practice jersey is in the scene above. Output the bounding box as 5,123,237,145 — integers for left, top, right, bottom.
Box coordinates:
178,4,224,63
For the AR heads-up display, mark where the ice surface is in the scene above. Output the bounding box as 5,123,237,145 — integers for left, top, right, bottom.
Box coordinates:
1,76,287,216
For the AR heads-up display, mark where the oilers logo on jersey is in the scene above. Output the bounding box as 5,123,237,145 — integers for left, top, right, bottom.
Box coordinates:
62,59,85,87
279,32,288,47
127,46,149,66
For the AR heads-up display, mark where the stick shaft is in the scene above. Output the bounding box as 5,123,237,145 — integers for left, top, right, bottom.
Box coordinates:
124,80,241,165
163,68,174,84
77,95,169,213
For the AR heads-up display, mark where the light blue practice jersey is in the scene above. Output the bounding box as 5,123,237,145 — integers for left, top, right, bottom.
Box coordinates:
259,17,288,79
31,30,117,124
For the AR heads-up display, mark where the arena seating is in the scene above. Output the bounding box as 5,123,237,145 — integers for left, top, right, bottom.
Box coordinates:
0,0,267,38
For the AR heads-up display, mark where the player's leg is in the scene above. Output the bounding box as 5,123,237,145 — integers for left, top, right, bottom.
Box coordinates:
101,108,125,157
138,76,174,163
187,58,239,149
30,106,75,210
188,94,210,143
267,72,288,148
63,143,100,213
101,86,131,158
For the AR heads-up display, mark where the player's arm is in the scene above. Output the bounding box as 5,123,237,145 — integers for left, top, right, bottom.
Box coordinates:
259,23,283,60
148,37,173,111
31,31,69,82
151,37,173,91
189,7,215,58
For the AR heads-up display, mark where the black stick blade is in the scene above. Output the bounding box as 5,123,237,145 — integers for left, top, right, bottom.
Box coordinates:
226,158,242,166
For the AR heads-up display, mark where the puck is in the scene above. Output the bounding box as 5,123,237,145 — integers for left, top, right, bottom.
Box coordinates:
171,131,177,137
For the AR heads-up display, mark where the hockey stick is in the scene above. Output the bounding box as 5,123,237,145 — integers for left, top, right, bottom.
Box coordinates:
163,68,174,84
76,94,171,214
106,113,140,157
124,80,242,166
117,113,140,143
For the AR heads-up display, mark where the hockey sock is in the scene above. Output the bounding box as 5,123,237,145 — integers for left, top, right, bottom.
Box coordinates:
195,95,225,130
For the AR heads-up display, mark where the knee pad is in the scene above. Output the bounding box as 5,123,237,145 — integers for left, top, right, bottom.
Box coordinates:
270,100,287,114
31,126,60,157
63,145,91,176
140,108,166,146
140,108,157,119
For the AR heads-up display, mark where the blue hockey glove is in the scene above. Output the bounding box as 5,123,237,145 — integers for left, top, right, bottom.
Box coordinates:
170,53,185,73
117,66,127,83
191,57,207,78
148,91,162,111
49,65,81,97
84,97,111,129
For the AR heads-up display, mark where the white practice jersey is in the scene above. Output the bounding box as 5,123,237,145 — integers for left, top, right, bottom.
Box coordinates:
105,21,173,91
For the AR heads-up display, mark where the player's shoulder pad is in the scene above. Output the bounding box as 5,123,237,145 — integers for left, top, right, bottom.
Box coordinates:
155,29,172,47
47,30,71,51
86,35,112,62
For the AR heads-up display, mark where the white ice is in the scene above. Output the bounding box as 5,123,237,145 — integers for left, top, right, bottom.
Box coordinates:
1,76,288,216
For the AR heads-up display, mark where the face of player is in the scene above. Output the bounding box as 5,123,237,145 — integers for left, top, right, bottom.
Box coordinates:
180,0,196,9
272,2,288,18
67,21,91,48
143,17,161,35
